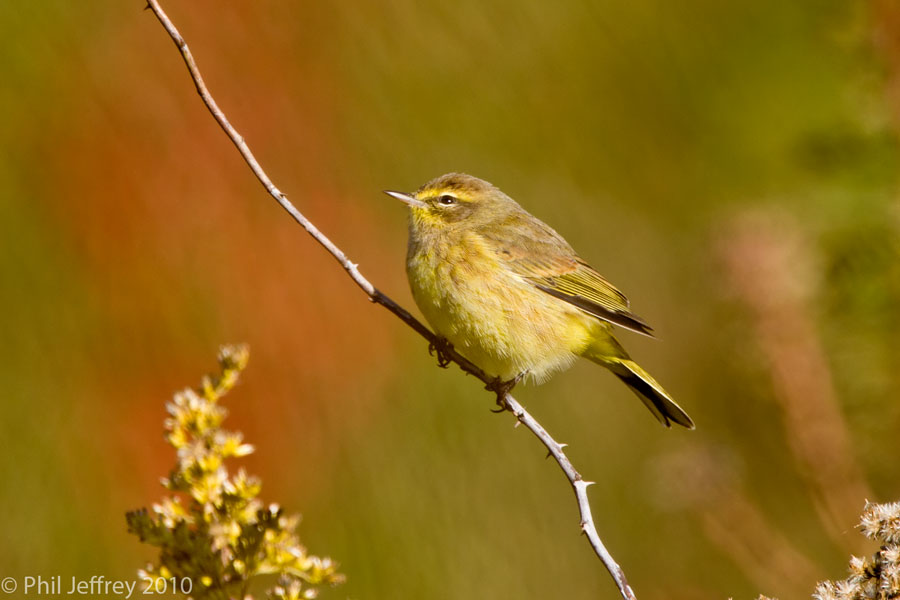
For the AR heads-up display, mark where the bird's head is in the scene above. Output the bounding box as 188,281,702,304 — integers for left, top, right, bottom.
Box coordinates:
385,173,516,232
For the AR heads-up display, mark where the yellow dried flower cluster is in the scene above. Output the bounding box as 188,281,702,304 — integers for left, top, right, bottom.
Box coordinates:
813,501,900,600
126,345,345,600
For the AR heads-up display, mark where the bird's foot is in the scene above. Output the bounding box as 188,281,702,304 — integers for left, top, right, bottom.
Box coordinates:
428,337,454,368
486,372,525,412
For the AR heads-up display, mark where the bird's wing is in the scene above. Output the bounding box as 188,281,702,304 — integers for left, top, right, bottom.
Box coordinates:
479,215,654,336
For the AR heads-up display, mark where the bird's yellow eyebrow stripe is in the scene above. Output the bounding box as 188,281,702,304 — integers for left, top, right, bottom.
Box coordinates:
417,188,465,202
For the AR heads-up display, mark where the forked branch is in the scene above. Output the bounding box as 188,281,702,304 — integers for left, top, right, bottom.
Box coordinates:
143,2,636,598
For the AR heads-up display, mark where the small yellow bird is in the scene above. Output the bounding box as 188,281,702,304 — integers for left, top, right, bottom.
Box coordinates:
386,173,693,428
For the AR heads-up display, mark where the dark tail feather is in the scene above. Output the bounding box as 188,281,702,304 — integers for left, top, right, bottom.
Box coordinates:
613,360,695,429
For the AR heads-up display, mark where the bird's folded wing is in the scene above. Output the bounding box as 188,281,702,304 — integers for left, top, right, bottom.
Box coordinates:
480,221,654,336
529,262,654,336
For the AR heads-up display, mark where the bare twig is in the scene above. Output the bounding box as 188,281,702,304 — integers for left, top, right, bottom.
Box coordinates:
143,2,637,598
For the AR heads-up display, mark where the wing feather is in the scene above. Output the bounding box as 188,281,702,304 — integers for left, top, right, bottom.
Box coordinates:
478,213,654,336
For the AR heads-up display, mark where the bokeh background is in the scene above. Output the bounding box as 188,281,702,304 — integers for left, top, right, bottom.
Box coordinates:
1,1,899,598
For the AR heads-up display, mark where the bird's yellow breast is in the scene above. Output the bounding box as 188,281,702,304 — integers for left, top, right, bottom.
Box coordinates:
407,229,597,381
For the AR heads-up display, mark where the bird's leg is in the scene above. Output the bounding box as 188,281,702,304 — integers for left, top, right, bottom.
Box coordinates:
487,372,526,412
428,337,454,368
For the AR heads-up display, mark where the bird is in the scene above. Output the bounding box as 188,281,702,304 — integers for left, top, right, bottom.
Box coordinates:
385,173,693,428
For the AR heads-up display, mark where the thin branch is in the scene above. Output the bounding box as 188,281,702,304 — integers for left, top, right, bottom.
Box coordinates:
143,2,637,599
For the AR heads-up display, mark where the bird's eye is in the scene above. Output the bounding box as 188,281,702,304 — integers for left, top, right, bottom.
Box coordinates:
437,194,457,206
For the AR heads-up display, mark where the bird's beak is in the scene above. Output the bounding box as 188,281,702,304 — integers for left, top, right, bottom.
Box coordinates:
383,190,427,208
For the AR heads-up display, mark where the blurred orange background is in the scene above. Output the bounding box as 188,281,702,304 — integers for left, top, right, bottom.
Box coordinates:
1,1,898,598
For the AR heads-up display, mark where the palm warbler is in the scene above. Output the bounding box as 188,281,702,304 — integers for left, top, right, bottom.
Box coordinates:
385,173,693,428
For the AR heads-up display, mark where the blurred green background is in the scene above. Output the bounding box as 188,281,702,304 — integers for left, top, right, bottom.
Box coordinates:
1,1,898,598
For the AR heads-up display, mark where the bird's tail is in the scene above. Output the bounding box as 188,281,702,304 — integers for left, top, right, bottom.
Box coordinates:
582,337,694,429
